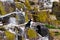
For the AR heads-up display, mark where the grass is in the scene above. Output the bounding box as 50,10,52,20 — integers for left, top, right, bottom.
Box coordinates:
45,24,60,29
45,24,56,29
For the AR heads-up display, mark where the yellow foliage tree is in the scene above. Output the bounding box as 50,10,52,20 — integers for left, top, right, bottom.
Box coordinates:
26,28,38,39
25,0,32,10
0,2,16,15
5,31,15,40
25,11,29,22
33,7,38,12
0,2,6,15
9,3,16,13
15,3,24,10
39,11,48,22
9,7,14,13
32,11,48,22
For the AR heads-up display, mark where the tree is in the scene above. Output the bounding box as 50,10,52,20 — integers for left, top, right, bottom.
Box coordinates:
0,2,6,15
25,0,32,10
14,0,20,2
15,3,24,10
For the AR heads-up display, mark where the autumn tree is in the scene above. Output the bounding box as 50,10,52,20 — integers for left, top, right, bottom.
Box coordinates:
25,0,32,10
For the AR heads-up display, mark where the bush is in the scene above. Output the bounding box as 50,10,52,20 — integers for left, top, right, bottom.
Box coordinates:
55,32,60,36
29,1,35,5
